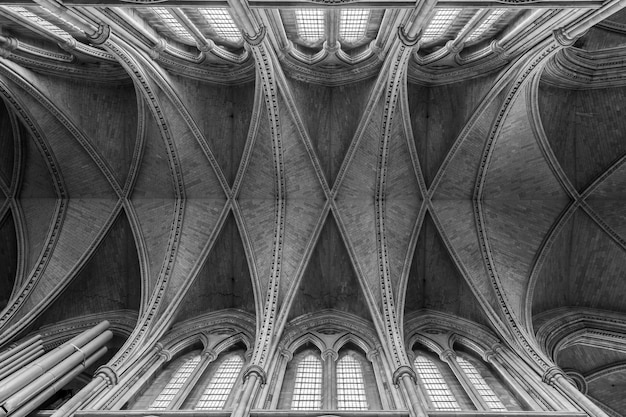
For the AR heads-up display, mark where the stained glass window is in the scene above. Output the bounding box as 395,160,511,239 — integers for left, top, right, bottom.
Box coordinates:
150,355,201,410
295,9,325,42
199,9,241,42
291,354,322,409
195,356,243,410
414,355,460,411
457,356,506,411
339,9,369,42
337,355,368,410
421,9,461,42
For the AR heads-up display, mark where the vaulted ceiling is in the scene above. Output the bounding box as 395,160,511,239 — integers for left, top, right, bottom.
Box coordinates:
2,0,626,413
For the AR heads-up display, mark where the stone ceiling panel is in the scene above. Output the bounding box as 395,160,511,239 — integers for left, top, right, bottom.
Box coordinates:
0,98,14,187
30,73,139,188
483,82,567,201
532,209,626,320
430,199,501,316
538,83,626,192
483,199,567,321
0,210,17,312
286,76,376,187
174,212,256,323
404,212,491,329
408,72,499,189
167,75,254,188
29,209,141,328
288,212,373,322
432,87,508,200
557,344,626,375
587,370,626,415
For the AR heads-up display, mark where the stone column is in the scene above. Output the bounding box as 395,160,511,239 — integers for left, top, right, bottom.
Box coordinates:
393,365,428,417
544,366,609,417
321,349,337,409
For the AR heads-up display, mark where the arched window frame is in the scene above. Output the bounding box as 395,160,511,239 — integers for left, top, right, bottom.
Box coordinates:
406,318,544,413
271,313,391,411
121,312,255,411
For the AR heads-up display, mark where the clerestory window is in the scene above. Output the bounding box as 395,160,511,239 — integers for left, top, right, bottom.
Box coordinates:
279,345,380,411
195,355,244,410
128,347,247,411
149,355,202,410
457,356,506,411
336,355,368,410
339,9,370,43
294,9,325,43
414,355,461,411
291,354,323,410
421,9,461,42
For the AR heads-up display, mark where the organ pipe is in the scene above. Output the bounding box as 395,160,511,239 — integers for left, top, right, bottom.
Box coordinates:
0,330,112,416
0,320,109,404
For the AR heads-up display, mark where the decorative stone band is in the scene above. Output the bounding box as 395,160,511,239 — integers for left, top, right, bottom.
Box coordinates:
243,26,266,47
96,365,118,387
88,24,111,46
243,364,267,386
398,25,420,47
392,365,417,386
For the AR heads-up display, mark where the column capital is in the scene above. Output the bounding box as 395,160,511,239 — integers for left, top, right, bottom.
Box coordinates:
322,349,338,362
95,365,118,387
393,365,417,386
243,364,267,385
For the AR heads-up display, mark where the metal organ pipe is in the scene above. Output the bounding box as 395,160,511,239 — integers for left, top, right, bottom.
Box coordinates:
0,320,110,404
8,347,107,417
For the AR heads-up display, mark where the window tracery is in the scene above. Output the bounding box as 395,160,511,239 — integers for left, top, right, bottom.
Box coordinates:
457,356,507,411
414,355,461,411
149,354,201,410
195,355,244,410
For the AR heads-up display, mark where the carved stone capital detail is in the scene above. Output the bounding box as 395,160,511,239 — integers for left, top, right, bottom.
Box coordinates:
96,365,119,386
392,365,417,386
243,364,267,385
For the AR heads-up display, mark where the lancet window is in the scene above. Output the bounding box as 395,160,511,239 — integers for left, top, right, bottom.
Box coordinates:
277,342,382,411
411,343,524,412
128,346,247,411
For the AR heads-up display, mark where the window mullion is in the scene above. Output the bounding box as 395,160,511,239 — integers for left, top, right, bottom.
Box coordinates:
321,349,337,409
440,350,489,411
326,9,338,50
168,351,215,410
